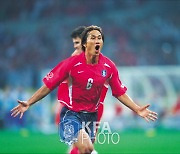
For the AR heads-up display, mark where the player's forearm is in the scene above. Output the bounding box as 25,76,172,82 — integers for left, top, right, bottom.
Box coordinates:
27,84,51,106
117,93,140,114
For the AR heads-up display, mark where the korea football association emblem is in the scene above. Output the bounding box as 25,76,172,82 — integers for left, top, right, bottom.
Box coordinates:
102,70,107,77
64,123,74,139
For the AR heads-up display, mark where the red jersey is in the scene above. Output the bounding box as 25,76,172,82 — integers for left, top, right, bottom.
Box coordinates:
57,76,108,110
57,80,70,106
43,52,127,112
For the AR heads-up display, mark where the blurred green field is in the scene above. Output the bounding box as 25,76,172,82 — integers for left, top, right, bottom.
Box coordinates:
0,129,180,154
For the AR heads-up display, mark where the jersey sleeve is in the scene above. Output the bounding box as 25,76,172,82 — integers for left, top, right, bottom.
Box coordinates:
43,58,72,91
109,64,127,98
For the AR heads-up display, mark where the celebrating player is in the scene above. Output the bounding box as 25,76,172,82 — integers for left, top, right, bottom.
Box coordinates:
11,25,158,154
56,26,107,125
56,26,107,154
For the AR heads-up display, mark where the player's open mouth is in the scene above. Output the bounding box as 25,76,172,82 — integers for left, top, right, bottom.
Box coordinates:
95,45,100,54
95,45,100,50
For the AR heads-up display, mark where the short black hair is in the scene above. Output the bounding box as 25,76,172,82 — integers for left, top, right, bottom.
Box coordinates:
71,26,86,39
81,25,104,51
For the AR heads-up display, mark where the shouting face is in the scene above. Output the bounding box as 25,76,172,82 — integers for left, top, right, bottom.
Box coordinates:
84,30,103,56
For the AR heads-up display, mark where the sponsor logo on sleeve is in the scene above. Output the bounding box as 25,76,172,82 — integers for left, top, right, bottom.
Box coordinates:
45,72,54,80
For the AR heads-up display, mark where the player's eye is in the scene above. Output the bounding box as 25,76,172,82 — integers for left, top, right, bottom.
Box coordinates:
75,41,80,44
98,36,102,40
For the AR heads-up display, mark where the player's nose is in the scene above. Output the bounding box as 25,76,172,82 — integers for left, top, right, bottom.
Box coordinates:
74,44,78,49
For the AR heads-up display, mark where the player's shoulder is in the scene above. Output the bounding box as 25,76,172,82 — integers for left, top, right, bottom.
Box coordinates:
101,53,116,68
63,52,83,63
71,49,82,56
63,52,85,68
70,52,84,63
54,52,82,69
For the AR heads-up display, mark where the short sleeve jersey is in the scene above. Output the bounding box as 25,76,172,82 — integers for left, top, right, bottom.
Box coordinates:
43,52,127,112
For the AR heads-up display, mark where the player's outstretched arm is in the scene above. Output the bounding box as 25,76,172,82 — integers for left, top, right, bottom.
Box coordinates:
117,93,158,122
11,84,51,119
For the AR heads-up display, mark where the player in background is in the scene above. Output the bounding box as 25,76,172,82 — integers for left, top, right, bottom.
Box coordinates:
11,25,158,154
55,26,86,126
55,26,86,154
71,26,86,56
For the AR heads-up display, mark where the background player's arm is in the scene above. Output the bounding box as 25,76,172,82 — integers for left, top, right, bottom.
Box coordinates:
117,93,158,122
11,84,51,118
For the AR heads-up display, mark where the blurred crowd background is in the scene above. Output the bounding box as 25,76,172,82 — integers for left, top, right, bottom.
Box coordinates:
0,0,180,132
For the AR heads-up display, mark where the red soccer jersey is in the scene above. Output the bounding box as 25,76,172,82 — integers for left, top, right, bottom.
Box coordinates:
43,52,127,112
57,80,71,106
57,79,108,122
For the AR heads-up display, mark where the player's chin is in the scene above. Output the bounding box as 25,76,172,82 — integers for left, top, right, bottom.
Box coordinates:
95,50,100,55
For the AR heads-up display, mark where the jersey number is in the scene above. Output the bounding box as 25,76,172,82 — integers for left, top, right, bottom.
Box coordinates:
86,78,93,90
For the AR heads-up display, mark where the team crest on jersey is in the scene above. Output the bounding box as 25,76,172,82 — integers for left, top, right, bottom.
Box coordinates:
101,70,107,77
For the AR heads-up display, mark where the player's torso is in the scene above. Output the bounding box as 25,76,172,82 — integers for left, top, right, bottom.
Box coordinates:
69,54,112,104
71,62,110,90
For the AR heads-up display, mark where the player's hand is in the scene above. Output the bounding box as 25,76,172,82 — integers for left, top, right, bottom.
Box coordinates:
11,100,30,119
137,104,158,122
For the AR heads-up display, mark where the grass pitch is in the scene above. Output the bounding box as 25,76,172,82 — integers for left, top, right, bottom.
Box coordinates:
0,129,180,154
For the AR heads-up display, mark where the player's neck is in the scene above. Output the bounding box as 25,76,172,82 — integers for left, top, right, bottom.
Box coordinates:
85,52,99,64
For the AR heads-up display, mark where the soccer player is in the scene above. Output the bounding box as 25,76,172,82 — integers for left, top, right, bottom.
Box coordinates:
56,26,107,126
11,25,158,154
56,26,107,154
71,26,86,56
55,26,86,126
